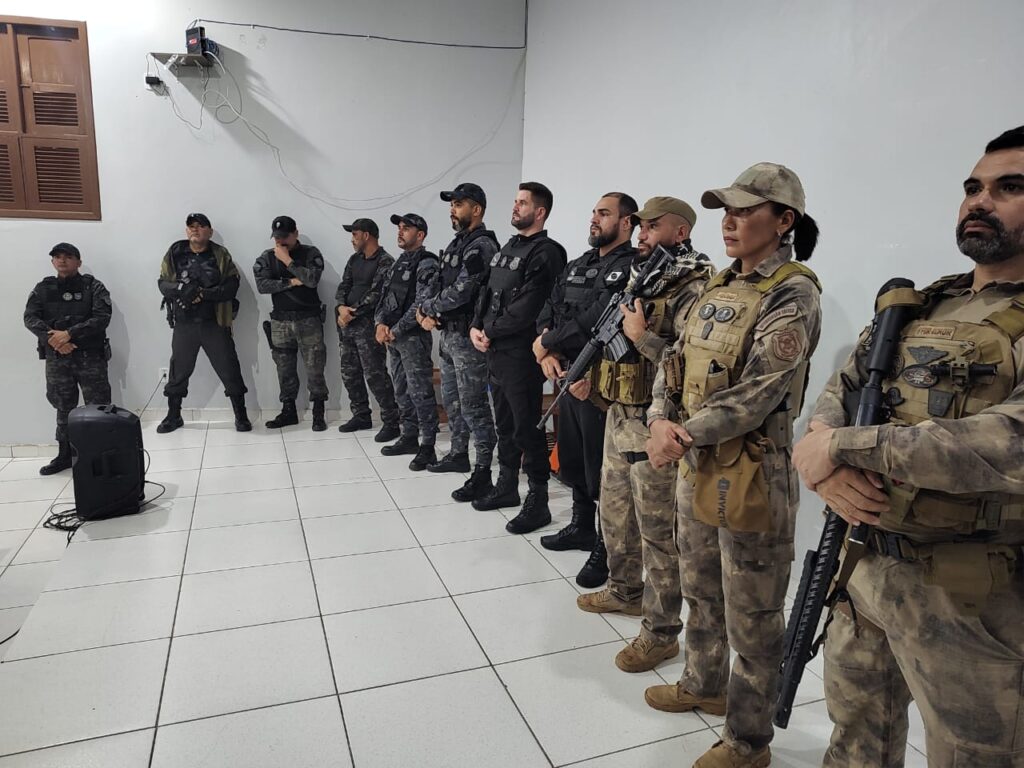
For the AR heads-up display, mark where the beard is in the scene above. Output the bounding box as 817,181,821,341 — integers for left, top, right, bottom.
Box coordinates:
512,211,535,231
957,212,1024,265
451,212,472,232
588,229,617,249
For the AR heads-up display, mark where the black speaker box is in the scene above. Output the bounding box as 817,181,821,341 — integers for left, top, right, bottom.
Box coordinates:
68,404,145,521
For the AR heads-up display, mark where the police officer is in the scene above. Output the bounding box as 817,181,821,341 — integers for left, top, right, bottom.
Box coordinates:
335,218,400,442
645,164,821,768
417,183,498,483
793,126,1024,767
533,192,639,587
24,243,112,475
471,182,566,507
375,214,440,470
157,213,251,433
254,216,328,431
575,198,714,675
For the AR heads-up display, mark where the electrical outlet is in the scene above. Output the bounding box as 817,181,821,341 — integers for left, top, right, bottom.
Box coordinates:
159,367,169,380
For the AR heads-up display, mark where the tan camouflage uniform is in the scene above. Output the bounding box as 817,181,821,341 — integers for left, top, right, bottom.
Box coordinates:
598,247,713,644
649,244,822,754
812,273,1024,767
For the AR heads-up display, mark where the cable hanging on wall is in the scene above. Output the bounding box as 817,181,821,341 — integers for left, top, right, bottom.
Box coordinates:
149,39,525,211
186,17,526,50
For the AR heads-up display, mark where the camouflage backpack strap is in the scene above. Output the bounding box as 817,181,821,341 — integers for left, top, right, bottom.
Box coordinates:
983,295,1024,343
753,261,821,294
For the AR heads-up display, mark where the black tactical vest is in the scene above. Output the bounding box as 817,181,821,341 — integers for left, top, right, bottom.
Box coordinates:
560,246,635,315
482,233,563,327
40,274,104,350
438,227,499,322
380,247,436,325
346,250,382,308
268,244,321,317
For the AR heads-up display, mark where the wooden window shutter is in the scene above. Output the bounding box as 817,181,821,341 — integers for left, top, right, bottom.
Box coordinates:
0,17,100,220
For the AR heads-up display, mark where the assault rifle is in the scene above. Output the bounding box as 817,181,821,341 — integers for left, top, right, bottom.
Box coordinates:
774,277,920,728
537,244,673,430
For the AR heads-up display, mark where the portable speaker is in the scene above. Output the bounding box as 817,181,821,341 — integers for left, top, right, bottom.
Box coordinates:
68,404,145,521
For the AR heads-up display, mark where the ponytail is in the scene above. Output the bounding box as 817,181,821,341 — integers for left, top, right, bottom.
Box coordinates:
771,203,819,262
790,213,819,262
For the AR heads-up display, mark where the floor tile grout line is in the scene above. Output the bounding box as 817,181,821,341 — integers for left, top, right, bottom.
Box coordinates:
0,726,156,762
280,428,357,768
146,418,208,768
554,725,717,768
0,474,72,658
520,525,627,641
381,449,558,768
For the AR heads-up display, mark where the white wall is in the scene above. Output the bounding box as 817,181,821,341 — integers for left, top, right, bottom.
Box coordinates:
1,0,526,444
521,0,1024,552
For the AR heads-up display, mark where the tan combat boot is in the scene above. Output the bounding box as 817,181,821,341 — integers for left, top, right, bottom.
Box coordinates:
644,682,727,715
693,740,770,767
615,636,679,672
576,588,642,615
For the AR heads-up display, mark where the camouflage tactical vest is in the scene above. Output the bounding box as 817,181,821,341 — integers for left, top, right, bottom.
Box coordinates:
594,260,712,406
879,276,1024,539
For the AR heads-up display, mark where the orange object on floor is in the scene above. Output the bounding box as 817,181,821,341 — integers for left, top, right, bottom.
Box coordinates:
549,441,559,472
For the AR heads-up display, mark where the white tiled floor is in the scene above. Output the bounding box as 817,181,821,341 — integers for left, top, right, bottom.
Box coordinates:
0,425,930,767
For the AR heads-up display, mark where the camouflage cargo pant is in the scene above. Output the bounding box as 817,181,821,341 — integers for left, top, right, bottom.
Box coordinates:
439,328,495,468
271,315,328,402
600,404,681,643
675,447,798,752
823,550,1024,767
339,319,399,426
387,331,438,445
45,349,112,442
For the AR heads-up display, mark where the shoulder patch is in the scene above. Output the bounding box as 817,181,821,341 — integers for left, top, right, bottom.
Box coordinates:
755,303,799,332
770,328,803,362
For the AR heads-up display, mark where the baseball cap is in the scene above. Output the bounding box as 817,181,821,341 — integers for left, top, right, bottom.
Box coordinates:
632,196,697,228
186,212,211,227
342,218,380,238
389,213,428,235
49,242,81,259
271,215,298,238
439,182,487,208
701,162,806,216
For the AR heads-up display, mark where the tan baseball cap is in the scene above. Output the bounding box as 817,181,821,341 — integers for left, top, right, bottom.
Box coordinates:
701,162,806,216
632,196,697,228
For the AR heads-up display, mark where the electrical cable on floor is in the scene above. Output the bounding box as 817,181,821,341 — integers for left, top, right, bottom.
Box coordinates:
0,630,18,646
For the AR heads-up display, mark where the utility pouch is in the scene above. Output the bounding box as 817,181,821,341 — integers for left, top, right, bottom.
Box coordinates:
693,434,772,532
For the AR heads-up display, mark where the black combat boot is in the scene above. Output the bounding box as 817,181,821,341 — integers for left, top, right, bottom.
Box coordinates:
311,400,327,432
156,396,184,434
381,434,419,456
452,466,493,503
338,416,372,433
409,444,437,472
230,395,252,432
540,503,597,551
576,527,609,588
472,465,520,511
505,481,551,534
39,440,72,476
427,451,470,474
266,400,298,429
373,423,401,442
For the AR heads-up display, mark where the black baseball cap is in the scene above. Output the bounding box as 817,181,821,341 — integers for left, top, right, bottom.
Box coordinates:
186,212,211,227
389,213,428,234
271,215,298,238
440,182,486,208
49,242,81,259
343,218,380,238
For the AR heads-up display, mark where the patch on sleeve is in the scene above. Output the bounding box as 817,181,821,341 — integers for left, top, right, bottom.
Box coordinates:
755,303,799,332
771,328,803,362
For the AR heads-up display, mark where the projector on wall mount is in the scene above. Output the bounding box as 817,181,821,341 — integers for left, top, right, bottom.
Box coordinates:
150,27,220,71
